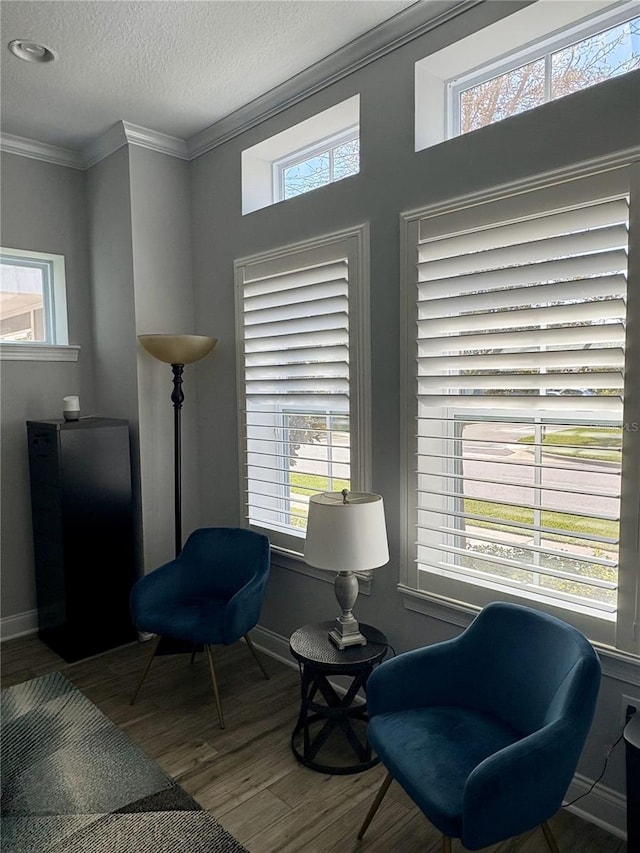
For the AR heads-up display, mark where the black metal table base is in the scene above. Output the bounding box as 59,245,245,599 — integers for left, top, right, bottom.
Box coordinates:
291,667,379,775
289,622,387,775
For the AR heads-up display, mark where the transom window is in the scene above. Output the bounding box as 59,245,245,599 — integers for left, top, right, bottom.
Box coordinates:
450,6,639,136
241,95,360,214
0,248,68,344
275,128,359,201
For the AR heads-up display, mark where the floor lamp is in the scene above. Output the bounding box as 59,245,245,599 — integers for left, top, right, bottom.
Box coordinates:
138,334,217,557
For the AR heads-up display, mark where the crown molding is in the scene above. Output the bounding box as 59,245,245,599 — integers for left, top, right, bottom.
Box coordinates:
0,133,84,170
1,122,191,169
1,0,483,168
121,122,190,160
82,121,188,168
187,0,482,159
81,122,128,168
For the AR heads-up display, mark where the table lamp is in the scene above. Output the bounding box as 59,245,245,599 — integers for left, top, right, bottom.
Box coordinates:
304,489,389,649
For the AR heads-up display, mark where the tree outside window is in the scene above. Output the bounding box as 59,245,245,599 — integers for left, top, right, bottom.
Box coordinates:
459,15,639,134
279,133,359,200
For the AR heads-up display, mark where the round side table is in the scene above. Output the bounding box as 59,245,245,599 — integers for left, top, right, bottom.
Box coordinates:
289,621,388,775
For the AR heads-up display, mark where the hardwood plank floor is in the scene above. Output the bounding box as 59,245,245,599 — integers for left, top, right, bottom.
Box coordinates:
1,634,627,852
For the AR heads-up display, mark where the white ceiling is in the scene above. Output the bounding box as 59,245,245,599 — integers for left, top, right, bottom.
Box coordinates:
0,0,428,152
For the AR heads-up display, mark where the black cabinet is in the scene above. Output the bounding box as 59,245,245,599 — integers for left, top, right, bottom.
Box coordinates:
26,417,137,662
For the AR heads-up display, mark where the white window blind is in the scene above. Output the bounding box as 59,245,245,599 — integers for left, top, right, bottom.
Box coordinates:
403,164,639,649
235,228,369,554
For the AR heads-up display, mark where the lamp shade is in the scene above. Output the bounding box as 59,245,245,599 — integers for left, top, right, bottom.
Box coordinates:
138,334,217,364
304,491,389,573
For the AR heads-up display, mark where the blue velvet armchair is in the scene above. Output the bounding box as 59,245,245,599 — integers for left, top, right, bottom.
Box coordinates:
129,527,271,729
358,601,602,852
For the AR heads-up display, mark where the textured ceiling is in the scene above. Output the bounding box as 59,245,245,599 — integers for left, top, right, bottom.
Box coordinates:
0,0,420,150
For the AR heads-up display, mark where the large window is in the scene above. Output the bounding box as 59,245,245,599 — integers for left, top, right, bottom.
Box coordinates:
235,227,370,554
0,248,68,344
402,161,640,654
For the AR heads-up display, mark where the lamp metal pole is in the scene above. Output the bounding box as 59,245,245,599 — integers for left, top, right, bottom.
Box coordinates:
170,363,185,557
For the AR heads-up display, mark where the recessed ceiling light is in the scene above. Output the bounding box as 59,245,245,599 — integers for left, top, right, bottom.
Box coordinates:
8,39,56,63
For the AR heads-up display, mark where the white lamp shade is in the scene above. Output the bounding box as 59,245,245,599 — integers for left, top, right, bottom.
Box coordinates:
304,491,389,572
138,334,217,364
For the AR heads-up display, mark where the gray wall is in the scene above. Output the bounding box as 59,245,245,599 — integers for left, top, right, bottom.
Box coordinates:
189,4,640,823
87,144,203,574
128,145,207,570
0,141,202,630
0,152,92,624
87,147,137,422
86,146,143,569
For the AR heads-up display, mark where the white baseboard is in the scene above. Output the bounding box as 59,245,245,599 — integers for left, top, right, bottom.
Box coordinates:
251,624,297,671
0,609,38,641
564,774,627,839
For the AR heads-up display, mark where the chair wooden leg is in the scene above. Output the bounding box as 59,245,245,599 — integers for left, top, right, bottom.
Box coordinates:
130,634,162,705
357,772,393,840
244,632,270,680
541,821,560,853
442,836,452,853
205,644,225,730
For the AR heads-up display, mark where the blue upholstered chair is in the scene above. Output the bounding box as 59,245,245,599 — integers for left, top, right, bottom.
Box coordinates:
129,527,271,729
358,602,601,852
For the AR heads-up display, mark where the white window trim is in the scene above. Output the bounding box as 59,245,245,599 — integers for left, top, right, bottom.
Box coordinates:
0,247,70,354
235,223,371,558
397,583,640,684
273,125,359,202
448,2,640,137
271,546,373,594
400,146,640,658
0,343,79,362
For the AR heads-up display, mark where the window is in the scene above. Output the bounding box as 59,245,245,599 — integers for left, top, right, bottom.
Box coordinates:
414,0,638,151
402,161,640,654
235,226,370,554
0,248,68,344
451,5,639,136
275,128,359,201
241,95,359,214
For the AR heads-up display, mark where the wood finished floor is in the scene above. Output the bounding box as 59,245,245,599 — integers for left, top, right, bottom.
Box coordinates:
1,634,627,853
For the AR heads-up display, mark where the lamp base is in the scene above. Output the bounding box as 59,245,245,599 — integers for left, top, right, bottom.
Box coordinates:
328,617,367,650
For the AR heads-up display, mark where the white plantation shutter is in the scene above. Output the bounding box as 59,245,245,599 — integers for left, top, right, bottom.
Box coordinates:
403,164,638,647
243,260,349,410
417,197,627,408
235,229,369,553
